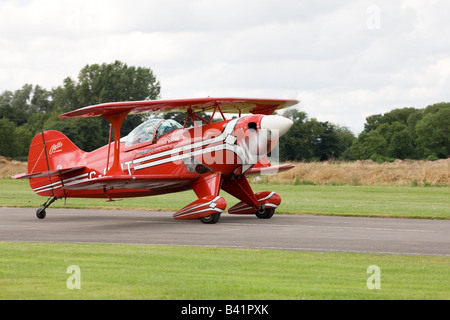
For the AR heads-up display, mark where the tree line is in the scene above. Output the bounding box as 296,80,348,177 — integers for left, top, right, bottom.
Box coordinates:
279,102,449,162
0,61,160,159
0,61,448,162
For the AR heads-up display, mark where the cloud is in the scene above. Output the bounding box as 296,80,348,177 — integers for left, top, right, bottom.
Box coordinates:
1,0,450,134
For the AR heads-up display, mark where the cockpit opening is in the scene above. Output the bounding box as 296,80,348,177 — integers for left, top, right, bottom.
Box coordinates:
123,119,182,149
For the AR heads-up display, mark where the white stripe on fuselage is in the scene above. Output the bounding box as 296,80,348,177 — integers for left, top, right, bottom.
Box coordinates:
33,173,89,194
132,118,239,165
32,118,259,194
132,118,255,171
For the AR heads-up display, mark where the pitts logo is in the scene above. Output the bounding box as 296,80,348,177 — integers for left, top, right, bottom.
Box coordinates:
49,141,63,155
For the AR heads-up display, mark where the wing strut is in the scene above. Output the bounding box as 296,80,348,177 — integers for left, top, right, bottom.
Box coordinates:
102,110,130,176
209,103,227,123
183,108,209,128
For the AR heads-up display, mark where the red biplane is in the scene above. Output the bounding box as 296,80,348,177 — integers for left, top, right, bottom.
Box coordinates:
14,98,298,224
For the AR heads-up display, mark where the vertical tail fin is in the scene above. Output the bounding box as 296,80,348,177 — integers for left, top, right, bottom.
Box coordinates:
22,131,85,197
27,130,83,174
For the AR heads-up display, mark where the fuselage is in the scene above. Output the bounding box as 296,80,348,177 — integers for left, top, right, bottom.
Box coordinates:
19,98,298,223
26,111,294,200
33,113,289,199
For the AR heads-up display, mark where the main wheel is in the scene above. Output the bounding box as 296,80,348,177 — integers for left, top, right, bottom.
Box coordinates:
36,208,46,220
200,213,221,224
255,208,275,219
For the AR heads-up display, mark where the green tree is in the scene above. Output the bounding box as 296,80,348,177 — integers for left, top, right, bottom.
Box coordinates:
389,129,415,159
347,131,389,160
44,114,107,152
279,110,354,161
51,77,79,113
279,110,313,161
11,84,33,111
2,85,32,126
0,118,18,157
351,104,450,160
364,107,418,133
0,104,15,123
1,61,161,156
0,85,52,126
75,60,160,107
30,85,51,113
335,125,356,159
415,108,450,158
49,61,161,151
13,125,33,158
306,119,339,161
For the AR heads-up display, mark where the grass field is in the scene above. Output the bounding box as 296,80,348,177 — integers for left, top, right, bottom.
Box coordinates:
3,157,449,187
1,242,449,300
263,159,450,187
1,180,449,219
1,175,449,300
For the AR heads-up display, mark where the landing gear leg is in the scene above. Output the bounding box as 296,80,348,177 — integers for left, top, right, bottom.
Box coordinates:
223,176,279,220
36,197,61,220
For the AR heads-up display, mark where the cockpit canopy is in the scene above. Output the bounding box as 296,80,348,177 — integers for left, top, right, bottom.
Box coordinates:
123,119,182,148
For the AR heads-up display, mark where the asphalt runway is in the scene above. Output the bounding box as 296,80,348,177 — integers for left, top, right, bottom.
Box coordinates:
1,207,449,256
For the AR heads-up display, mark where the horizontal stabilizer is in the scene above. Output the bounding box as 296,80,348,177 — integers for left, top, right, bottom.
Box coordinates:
12,167,86,180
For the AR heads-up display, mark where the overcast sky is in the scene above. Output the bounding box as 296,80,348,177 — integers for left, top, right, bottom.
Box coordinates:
1,0,449,133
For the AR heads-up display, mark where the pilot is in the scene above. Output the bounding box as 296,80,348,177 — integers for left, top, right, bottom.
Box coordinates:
133,124,152,145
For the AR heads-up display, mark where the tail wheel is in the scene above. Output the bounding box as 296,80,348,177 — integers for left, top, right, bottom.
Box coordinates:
200,213,221,224
255,208,275,219
36,208,46,220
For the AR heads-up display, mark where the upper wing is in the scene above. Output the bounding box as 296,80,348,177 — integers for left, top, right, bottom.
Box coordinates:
59,97,299,118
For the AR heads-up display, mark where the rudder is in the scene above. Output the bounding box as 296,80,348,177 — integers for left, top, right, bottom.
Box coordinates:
28,130,83,175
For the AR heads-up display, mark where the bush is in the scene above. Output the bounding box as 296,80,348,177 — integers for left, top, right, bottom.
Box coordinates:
369,154,395,164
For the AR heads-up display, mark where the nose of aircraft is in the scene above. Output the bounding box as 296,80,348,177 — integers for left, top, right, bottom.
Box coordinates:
260,115,293,138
